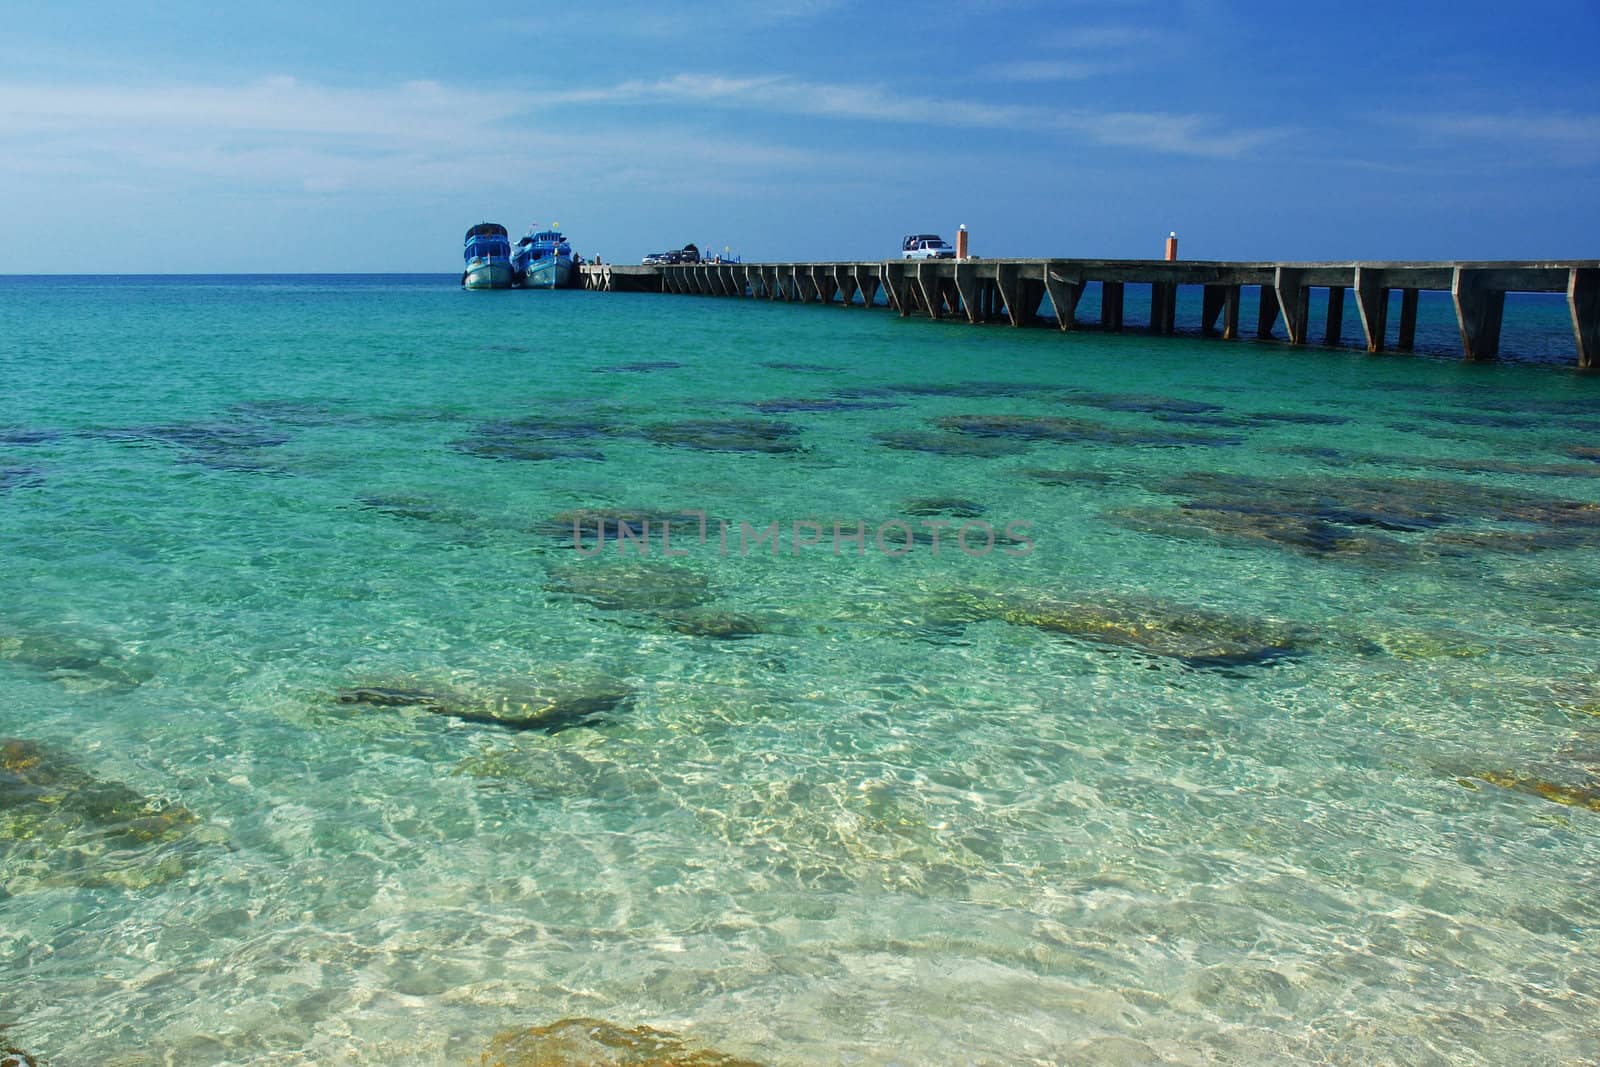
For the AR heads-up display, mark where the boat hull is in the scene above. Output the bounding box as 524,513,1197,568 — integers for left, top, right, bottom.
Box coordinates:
463,260,514,290
520,256,575,289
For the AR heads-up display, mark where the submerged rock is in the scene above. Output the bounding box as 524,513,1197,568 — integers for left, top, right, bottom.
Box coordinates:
592,360,683,373
759,360,835,372
1469,770,1600,812
891,380,1061,398
1,737,215,893
0,467,44,493
1245,411,1351,426
452,415,615,463
934,414,1239,448
1118,471,1600,558
655,609,771,640
643,418,804,454
927,590,1300,667
479,1017,763,1067
1065,392,1224,415
95,419,294,475
1111,505,1409,559
0,628,153,691
743,397,897,414
356,494,482,527
1021,469,1118,487
902,497,986,518
545,561,713,611
872,429,1029,458
0,427,60,446
536,508,711,548
1,1044,37,1067
336,673,631,733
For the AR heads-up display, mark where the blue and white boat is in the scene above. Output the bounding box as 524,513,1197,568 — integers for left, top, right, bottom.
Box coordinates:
512,225,576,289
462,223,514,289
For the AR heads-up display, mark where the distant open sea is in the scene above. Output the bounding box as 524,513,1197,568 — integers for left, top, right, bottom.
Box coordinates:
2,274,1598,1065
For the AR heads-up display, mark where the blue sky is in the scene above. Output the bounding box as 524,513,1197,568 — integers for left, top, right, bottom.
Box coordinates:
2,0,1596,272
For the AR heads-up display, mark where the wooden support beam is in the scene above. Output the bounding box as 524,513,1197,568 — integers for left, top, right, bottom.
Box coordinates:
1568,268,1599,369
1353,267,1388,351
1453,267,1507,361
1201,285,1226,335
1274,267,1309,344
916,262,943,320
1150,281,1177,335
1043,268,1083,331
1325,286,1346,346
1398,289,1418,350
1100,282,1124,331
953,263,982,323
1257,283,1280,339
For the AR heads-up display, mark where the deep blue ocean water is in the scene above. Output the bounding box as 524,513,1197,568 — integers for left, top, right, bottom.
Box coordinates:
2,274,1598,1065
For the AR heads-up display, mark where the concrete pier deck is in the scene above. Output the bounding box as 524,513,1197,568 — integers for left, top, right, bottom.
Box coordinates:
580,258,1600,369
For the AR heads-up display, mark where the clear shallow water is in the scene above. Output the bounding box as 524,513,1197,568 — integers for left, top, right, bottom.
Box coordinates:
2,275,1599,1065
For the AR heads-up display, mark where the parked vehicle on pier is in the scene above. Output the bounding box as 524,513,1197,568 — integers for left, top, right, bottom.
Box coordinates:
462,223,514,289
642,244,702,266
512,225,577,288
902,234,955,260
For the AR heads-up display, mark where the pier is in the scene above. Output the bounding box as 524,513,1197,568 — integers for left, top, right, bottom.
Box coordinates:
581,259,1600,368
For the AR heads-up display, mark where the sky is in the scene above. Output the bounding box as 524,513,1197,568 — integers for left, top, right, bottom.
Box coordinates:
2,0,1596,272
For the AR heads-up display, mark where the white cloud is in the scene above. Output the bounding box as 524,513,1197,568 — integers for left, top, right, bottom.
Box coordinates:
550,71,1285,158
0,67,1282,215
1392,111,1600,166
982,59,1108,82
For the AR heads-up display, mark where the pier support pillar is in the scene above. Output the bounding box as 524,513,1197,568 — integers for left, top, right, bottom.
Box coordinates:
834,265,857,306
1100,282,1125,331
816,267,839,305
1043,267,1083,331
1150,281,1177,335
1570,268,1600,370
1354,267,1388,351
1453,267,1506,361
882,262,911,316
1398,289,1419,350
1256,284,1280,339
996,265,1043,326
1201,285,1226,335
953,263,982,323
916,262,944,320
854,265,880,309
1325,286,1346,346
1274,268,1309,345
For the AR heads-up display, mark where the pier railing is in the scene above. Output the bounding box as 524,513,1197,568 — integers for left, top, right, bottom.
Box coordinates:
579,258,1600,368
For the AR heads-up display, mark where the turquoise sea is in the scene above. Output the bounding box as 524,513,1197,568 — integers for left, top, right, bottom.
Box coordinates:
3,275,1599,1065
